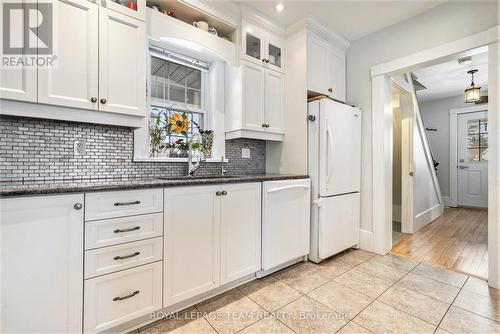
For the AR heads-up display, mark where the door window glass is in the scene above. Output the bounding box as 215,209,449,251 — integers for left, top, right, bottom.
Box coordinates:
268,43,281,68
467,118,488,161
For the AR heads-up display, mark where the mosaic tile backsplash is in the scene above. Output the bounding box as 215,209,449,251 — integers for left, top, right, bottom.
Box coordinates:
0,116,266,181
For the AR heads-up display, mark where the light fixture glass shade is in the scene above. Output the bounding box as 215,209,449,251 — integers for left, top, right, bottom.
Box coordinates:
464,85,481,103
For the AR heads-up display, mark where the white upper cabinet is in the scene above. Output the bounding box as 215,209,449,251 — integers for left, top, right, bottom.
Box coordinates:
242,60,265,131
241,21,284,73
264,68,285,134
99,8,146,116
100,0,146,21
1,0,146,123
220,183,261,284
0,1,37,102
38,0,99,110
307,30,346,102
1,194,84,334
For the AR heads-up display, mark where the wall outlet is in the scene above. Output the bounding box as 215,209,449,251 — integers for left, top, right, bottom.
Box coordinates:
74,140,86,156
242,148,250,159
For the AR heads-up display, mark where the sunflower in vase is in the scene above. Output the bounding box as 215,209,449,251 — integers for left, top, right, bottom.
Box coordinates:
167,112,190,135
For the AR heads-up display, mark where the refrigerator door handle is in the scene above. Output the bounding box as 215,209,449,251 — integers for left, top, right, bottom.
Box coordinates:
326,124,334,188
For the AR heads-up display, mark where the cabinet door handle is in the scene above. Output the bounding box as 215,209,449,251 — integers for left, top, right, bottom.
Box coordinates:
221,190,227,196
266,59,270,63
114,226,141,233
73,203,83,210
328,88,333,93
90,97,97,103
262,58,266,63
114,251,140,260
216,191,222,196
100,98,107,104
114,200,141,206
113,290,140,301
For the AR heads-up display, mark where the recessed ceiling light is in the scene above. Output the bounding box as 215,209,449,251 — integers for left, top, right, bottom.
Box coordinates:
275,3,284,12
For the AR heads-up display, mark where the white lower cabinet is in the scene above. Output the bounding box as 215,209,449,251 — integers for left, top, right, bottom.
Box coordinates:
0,194,84,333
84,262,162,333
164,185,221,306
220,183,261,284
164,183,262,306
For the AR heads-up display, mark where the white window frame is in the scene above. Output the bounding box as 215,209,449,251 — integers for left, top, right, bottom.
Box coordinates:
133,44,226,162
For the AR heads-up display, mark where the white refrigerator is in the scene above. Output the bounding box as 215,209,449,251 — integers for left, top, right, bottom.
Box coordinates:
308,97,362,263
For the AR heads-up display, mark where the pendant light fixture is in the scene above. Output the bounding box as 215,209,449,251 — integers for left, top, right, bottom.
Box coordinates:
464,69,481,103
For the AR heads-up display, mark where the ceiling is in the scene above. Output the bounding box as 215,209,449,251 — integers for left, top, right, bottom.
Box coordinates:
414,49,488,102
238,0,445,41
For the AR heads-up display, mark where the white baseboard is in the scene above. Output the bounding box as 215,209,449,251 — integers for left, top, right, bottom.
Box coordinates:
359,229,373,252
415,203,443,232
442,196,450,207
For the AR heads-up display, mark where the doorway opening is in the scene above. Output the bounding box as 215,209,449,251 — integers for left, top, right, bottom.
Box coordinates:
390,47,489,279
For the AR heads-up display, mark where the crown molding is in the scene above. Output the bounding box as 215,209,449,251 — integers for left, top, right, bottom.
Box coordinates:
287,16,350,50
239,3,286,36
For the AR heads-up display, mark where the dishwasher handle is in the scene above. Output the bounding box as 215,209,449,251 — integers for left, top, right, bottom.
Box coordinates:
266,184,310,193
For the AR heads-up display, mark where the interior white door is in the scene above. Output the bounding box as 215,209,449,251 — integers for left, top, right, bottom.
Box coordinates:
164,186,221,306
457,111,488,208
0,1,37,102
38,0,98,109
264,69,284,134
99,8,146,116
318,192,360,259
319,99,362,196
220,183,261,284
1,194,84,333
242,59,265,131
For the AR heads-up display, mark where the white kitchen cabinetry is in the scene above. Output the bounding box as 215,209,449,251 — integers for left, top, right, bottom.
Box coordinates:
99,7,146,116
226,59,284,141
164,185,221,306
164,183,262,306
307,30,346,102
38,0,99,110
101,0,146,21
241,21,284,73
0,194,84,333
0,1,37,102
1,0,146,124
220,183,261,284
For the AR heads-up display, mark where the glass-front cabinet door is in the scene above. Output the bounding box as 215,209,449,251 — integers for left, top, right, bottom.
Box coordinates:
245,32,262,61
266,39,284,72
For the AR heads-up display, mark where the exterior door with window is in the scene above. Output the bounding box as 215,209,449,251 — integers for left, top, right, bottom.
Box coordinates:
457,111,488,208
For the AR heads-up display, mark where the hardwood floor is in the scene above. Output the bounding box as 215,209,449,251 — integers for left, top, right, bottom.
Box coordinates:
392,207,488,279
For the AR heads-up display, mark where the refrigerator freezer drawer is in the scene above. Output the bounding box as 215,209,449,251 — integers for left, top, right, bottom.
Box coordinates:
318,192,360,259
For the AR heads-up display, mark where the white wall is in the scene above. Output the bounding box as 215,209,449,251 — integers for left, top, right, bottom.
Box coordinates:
419,95,469,200
346,1,498,232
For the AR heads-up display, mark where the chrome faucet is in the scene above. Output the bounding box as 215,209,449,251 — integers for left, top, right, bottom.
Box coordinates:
220,156,228,176
187,133,204,176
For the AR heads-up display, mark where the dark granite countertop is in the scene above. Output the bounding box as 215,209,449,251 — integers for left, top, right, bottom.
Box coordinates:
0,174,309,197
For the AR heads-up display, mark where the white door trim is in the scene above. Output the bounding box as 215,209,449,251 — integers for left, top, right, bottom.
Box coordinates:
370,25,499,287
449,106,489,207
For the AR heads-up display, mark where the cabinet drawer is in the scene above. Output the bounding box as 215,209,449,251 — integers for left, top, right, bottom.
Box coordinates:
84,262,162,333
85,213,163,250
85,237,162,279
85,189,163,221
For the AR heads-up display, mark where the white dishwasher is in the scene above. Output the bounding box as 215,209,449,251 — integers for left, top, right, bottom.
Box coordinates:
261,178,311,272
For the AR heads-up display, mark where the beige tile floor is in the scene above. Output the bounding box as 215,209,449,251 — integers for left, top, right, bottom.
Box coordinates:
135,250,500,334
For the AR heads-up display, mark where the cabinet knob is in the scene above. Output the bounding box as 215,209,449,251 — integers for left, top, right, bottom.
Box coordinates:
90,97,97,103
216,191,222,196
221,191,227,196
328,88,333,93
100,98,107,104
74,203,83,210
266,59,270,63
262,58,266,63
